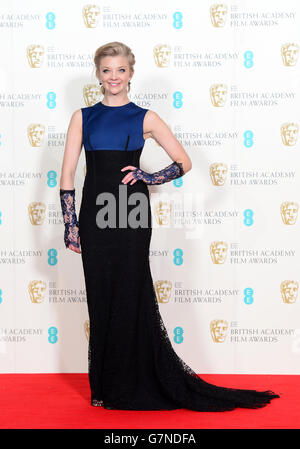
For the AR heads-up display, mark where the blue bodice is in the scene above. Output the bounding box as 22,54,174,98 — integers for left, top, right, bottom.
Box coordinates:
81,101,148,152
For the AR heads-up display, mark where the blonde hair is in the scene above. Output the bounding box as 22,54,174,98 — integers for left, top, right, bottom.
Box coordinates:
93,41,135,95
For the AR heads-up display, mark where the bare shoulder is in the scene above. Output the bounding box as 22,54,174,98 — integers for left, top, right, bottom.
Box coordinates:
143,109,165,139
73,108,83,121
69,108,83,130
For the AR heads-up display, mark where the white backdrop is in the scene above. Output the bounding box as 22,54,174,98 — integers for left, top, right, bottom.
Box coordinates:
0,0,300,374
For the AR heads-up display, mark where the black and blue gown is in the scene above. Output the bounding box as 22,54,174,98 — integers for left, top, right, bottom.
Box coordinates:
78,100,280,411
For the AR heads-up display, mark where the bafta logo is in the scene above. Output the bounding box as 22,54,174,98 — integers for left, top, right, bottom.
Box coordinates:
153,44,171,68
28,280,46,304
210,319,228,342
84,320,90,341
82,4,100,28
281,280,298,304
154,280,172,303
281,43,299,66
154,201,171,226
83,84,102,106
210,4,228,27
210,241,228,264
281,122,298,146
26,44,44,68
210,162,228,186
28,202,46,225
210,84,227,107
280,201,298,225
27,123,45,147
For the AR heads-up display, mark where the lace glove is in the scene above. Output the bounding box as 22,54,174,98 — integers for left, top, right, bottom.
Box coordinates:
59,188,80,249
131,161,184,185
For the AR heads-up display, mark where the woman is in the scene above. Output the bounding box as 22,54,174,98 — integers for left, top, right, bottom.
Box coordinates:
59,41,280,411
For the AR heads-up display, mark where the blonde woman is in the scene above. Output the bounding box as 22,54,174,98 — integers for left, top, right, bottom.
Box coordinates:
59,42,280,411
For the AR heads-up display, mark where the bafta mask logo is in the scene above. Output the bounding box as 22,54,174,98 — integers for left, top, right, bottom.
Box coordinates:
281,43,299,66
210,241,228,264
280,201,298,225
82,4,100,28
28,280,46,304
210,319,228,342
27,44,44,68
281,122,298,146
27,123,45,147
153,44,171,68
210,4,228,27
281,280,298,304
28,202,46,225
83,84,102,106
154,201,172,226
154,280,172,303
84,320,90,341
210,162,228,186
210,84,227,107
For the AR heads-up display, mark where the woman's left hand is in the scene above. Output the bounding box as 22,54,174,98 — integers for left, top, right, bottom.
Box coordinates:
120,166,138,185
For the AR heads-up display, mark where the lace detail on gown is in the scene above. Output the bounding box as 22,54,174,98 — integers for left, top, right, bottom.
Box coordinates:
88,263,280,411
147,272,280,412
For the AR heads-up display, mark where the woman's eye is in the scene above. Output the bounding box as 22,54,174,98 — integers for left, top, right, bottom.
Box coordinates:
103,69,125,73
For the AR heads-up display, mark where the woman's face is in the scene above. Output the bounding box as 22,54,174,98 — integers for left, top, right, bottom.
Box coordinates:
97,55,132,95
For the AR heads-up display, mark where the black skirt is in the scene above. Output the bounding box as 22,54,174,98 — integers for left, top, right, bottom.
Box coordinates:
78,147,280,411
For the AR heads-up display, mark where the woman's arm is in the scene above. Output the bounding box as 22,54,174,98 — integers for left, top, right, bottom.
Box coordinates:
121,109,192,185
60,109,83,189
143,110,192,173
59,109,83,253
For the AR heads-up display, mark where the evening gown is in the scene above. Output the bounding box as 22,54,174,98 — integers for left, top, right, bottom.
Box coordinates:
78,100,280,411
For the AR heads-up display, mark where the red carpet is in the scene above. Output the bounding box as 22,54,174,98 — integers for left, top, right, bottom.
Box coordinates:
0,374,295,429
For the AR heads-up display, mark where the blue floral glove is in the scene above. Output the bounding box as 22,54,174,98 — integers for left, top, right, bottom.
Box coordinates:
59,188,80,249
131,161,184,185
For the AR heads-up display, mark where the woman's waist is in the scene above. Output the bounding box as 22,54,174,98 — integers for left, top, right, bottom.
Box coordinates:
84,148,142,170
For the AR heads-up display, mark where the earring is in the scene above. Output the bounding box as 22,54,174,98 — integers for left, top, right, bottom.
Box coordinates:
99,81,102,85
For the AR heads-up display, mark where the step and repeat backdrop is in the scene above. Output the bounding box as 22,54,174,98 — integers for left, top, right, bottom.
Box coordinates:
0,0,300,374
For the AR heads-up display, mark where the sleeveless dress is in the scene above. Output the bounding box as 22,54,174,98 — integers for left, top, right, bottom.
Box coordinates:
78,100,280,411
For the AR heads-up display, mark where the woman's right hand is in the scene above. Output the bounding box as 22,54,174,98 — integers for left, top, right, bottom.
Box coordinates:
64,225,81,253
68,236,81,253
